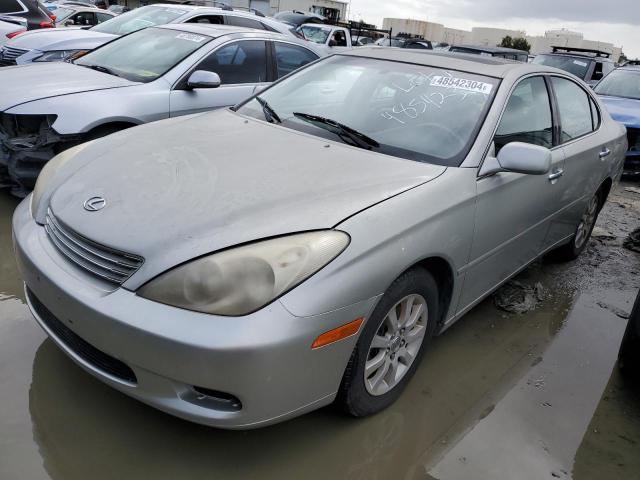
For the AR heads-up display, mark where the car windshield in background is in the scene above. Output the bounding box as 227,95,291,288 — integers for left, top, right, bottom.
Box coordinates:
297,25,330,44
52,6,74,21
75,27,210,83
594,69,640,100
237,56,499,166
532,54,591,78
90,6,185,35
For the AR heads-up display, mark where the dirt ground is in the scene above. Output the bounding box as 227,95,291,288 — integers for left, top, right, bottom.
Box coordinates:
0,180,639,480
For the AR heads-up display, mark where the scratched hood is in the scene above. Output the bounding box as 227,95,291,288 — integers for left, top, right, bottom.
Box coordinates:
0,62,136,111
48,110,446,286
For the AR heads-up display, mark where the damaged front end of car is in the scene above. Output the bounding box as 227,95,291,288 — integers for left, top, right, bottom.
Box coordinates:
0,113,80,197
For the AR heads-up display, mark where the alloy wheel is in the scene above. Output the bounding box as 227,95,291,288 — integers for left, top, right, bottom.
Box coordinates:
574,195,599,249
364,294,428,396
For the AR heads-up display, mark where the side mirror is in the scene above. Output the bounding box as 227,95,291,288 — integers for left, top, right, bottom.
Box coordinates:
186,70,221,90
64,20,74,26
328,39,337,47
480,142,551,177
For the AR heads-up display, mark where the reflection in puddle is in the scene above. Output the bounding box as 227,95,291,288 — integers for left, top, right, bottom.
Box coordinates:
24,285,579,480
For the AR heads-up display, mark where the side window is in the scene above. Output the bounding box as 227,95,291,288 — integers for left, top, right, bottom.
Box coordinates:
260,22,279,33
96,12,113,23
73,12,96,26
0,0,25,14
495,76,553,152
331,30,347,46
195,40,267,84
592,62,604,82
225,16,265,30
590,97,600,130
188,15,224,24
551,77,594,142
274,42,318,78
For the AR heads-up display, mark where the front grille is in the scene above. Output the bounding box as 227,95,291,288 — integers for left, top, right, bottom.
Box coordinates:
0,46,28,66
628,127,640,152
44,208,143,285
27,288,137,384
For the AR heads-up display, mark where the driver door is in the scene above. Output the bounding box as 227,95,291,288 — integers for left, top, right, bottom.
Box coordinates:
169,40,269,117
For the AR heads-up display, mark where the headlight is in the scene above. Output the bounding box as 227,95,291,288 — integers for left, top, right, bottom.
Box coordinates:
138,231,350,316
33,49,86,62
31,141,92,217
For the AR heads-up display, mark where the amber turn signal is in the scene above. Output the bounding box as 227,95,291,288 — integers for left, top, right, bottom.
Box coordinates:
311,318,364,349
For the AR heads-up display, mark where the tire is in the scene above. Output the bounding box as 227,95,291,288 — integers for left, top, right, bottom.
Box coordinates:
550,189,602,262
337,267,439,417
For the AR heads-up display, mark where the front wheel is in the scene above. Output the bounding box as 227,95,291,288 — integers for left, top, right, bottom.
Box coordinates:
337,268,439,417
550,190,602,262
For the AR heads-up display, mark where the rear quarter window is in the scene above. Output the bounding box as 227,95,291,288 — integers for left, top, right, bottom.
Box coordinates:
0,0,26,14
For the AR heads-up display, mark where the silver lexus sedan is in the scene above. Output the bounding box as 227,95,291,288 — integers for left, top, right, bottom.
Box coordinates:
0,24,323,193
13,49,627,429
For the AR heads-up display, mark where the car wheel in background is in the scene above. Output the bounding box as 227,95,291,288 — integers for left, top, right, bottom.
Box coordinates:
337,267,439,417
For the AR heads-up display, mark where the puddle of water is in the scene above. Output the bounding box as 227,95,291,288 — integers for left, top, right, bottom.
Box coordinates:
0,183,638,480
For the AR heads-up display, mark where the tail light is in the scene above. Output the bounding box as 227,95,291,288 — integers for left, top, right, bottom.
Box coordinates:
6,29,25,39
49,14,57,21
39,20,54,28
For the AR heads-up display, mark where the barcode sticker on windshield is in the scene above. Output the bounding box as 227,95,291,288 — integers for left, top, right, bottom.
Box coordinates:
176,33,206,43
430,76,493,94
573,60,588,67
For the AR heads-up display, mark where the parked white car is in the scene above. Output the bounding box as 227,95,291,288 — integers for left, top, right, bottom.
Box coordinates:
0,17,26,46
0,3,296,65
0,24,324,193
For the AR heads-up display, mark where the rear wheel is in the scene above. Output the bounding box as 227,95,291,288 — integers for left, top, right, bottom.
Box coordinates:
338,268,439,417
550,190,602,261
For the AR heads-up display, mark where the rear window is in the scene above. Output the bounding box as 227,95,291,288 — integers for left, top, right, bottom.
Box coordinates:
533,54,592,79
0,0,26,14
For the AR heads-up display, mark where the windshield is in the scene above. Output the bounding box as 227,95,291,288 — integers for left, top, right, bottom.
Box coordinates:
297,25,330,44
533,54,592,79
594,69,640,100
90,6,186,35
375,38,404,47
53,7,74,21
237,56,499,166
75,27,210,82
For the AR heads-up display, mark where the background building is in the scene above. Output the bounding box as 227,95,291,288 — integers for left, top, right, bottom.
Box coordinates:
380,16,622,61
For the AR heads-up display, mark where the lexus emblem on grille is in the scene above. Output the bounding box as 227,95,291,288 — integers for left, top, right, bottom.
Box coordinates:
83,196,106,212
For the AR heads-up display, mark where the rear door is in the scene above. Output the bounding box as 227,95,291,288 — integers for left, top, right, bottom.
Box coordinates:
169,39,268,117
459,75,565,311
545,75,609,244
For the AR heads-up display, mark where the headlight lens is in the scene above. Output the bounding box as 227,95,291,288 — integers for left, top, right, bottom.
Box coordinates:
31,141,92,217
33,49,85,62
138,231,350,316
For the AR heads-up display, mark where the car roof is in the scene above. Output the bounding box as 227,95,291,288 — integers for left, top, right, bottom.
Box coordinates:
539,51,613,62
342,47,563,79
156,22,288,40
452,45,528,54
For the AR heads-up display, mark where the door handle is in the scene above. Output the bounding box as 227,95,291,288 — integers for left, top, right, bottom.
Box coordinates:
548,169,564,181
599,148,611,159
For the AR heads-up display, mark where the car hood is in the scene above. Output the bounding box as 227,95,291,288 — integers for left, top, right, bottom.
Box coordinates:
0,62,135,111
6,27,115,51
599,95,640,129
48,110,447,287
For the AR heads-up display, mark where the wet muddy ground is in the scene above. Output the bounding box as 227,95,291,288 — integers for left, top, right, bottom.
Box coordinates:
0,181,639,480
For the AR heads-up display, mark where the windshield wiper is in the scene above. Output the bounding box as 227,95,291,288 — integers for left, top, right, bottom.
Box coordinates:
256,96,281,124
83,64,120,78
293,112,380,150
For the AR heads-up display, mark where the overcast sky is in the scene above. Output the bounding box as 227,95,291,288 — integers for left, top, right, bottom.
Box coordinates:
347,0,640,58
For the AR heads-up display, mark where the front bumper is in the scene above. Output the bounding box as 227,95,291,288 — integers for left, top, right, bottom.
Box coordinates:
13,198,378,429
623,151,640,176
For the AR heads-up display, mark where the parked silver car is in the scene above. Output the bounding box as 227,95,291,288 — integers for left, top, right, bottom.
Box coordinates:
0,23,323,192
14,49,626,429
0,3,296,66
